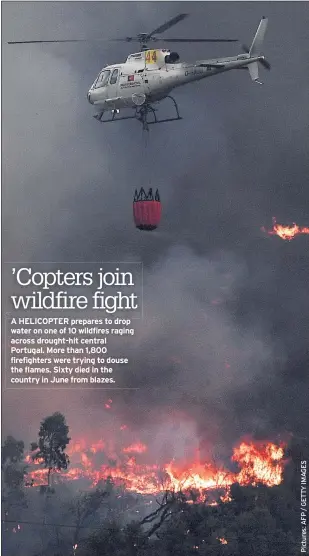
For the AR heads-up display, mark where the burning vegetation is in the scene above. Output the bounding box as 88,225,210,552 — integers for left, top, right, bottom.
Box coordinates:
2,411,303,556
262,217,309,240
24,429,285,498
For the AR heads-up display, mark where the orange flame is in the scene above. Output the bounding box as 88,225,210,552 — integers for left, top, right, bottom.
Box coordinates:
123,443,147,454
25,434,286,499
90,439,105,453
232,441,284,486
220,492,232,503
262,217,309,241
218,537,228,544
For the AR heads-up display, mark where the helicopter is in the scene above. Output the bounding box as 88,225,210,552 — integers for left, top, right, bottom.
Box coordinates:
8,13,270,131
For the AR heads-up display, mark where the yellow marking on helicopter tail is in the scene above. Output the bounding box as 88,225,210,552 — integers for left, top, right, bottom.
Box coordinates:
145,50,158,64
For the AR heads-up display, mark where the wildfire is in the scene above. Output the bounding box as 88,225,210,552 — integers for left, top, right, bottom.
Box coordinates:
25,434,286,498
262,217,309,241
232,441,284,486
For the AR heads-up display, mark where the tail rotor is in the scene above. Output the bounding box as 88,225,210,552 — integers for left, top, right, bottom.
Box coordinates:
242,43,271,71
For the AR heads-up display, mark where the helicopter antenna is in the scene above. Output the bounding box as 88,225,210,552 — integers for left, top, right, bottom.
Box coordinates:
7,13,238,48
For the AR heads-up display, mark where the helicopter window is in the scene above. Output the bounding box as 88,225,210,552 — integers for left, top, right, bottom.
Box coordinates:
94,70,111,89
110,69,119,85
165,52,180,64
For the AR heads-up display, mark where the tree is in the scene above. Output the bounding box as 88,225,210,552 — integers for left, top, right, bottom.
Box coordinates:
80,489,187,556
2,435,28,517
69,484,111,549
1,436,28,556
29,413,70,555
31,412,70,490
139,489,186,539
81,521,128,556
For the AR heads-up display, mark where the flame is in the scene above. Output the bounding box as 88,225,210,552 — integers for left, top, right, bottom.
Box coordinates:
90,440,105,453
220,492,232,503
25,432,285,498
232,441,284,486
12,524,21,533
218,537,228,544
123,443,147,454
262,217,309,241
25,454,44,465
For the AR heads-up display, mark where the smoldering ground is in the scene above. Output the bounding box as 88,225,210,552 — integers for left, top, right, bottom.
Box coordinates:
2,2,309,455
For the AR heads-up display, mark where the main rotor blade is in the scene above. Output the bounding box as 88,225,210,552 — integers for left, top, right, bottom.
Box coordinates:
8,39,112,44
148,13,188,37
162,37,238,43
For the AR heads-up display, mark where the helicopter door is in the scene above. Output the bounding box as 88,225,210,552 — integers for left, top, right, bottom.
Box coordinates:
143,70,162,100
107,68,120,96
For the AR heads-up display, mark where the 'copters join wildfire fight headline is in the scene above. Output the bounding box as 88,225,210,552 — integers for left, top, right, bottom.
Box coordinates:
10,268,139,312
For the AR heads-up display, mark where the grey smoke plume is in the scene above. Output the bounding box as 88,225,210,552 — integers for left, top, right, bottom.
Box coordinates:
2,2,309,454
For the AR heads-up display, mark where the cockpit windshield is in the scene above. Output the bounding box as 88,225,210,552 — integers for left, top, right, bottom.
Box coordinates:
94,70,111,89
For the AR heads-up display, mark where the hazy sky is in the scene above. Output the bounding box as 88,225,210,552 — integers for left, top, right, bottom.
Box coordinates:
2,2,309,460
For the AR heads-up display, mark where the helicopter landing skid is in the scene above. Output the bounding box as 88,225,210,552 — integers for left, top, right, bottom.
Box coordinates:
93,110,136,123
93,96,182,131
136,96,183,131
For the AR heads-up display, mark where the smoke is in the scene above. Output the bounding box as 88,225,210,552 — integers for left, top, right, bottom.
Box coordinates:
2,2,309,456
110,246,283,455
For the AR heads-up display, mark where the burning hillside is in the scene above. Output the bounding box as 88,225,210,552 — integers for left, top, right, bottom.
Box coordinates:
25,432,286,497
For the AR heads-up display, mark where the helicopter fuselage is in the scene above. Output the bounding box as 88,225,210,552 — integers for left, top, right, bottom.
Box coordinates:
87,47,264,112
8,14,269,126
